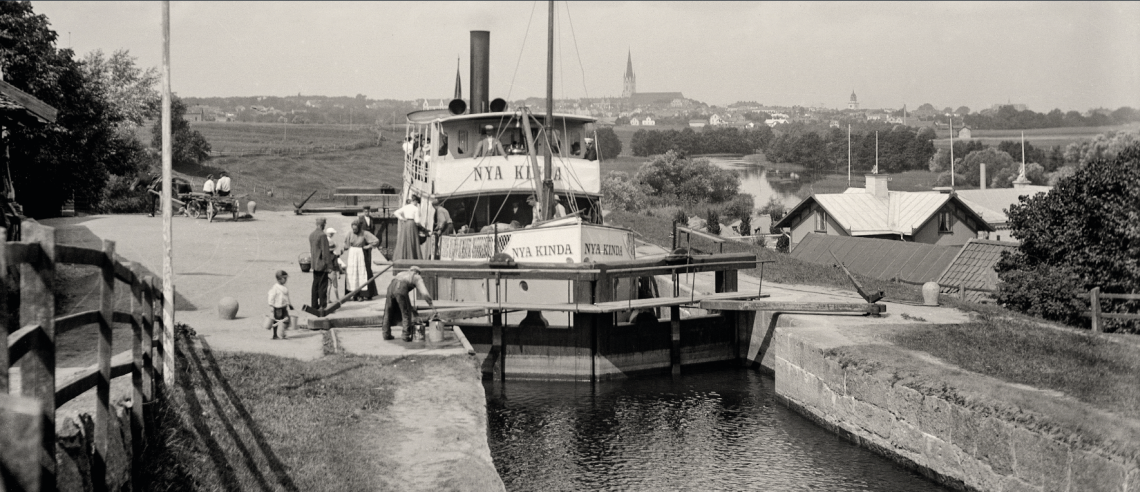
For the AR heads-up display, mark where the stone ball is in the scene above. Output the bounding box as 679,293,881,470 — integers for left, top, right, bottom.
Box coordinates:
247,201,257,215
217,297,239,320
921,282,940,306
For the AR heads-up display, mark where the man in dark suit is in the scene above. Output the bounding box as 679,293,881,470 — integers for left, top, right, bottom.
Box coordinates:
357,206,380,300
309,217,330,309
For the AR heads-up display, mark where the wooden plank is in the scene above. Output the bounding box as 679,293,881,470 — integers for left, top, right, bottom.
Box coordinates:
141,274,156,402
0,228,9,393
114,260,136,286
0,393,42,492
676,225,728,243
699,300,886,315
18,220,56,487
452,326,476,355
55,351,134,407
111,311,136,325
1099,293,1140,300
418,292,762,314
7,324,44,369
492,311,503,381
55,309,100,335
94,240,114,490
55,244,109,267
670,305,681,377
150,275,164,385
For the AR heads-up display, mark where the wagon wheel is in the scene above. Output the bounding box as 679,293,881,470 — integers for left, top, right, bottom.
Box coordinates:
187,201,202,219
207,201,216,222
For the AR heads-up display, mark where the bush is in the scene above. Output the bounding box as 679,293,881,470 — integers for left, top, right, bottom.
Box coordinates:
636,151,741,204
95,174,151,213
594,127,623,160
671,209,688,226
705,209,721,235
996,264,1087,327
757,197,786,234
775,234,790,253
600,171,649,213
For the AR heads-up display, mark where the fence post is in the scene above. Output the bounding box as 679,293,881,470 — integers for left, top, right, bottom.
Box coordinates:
0,393,42,492
141,275,155,402
150,276,164,388
93,240,115,490
129,264,146,491
161,278,175,388
1090,287,1101,333
19,220,56,489
0,226,9,393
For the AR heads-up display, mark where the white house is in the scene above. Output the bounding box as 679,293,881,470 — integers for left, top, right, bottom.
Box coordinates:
641,115,655,126
709,114,723,126
630,118,640,126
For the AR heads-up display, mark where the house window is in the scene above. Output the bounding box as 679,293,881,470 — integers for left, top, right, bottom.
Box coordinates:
815,210,827,232
938,211,953,233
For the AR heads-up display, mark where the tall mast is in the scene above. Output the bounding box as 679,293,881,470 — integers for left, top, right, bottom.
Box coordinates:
542,0,555,220
949,115,955,187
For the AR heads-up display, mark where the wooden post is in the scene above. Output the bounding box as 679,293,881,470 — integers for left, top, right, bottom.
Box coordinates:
94,240,115,491
0,227,9,393
0,394,41,492
492,310,503,381
670,305,682,377
141,275,155,402
19,220,55,489
1090,287,1101,333
151,276,164,386
671,221,677,250
715,267,737,294
160,0,176,390
129,264,146,491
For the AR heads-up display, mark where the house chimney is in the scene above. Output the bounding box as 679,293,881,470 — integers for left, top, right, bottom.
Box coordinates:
865,174,890,199
980,163,986,190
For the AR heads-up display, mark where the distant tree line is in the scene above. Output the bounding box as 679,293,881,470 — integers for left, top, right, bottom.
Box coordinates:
764,124,938,174
630,126,774,157
956,105,1140,130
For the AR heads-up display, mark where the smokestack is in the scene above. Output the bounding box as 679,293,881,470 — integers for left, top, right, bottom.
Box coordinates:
980,163,986,190
470,31,489,114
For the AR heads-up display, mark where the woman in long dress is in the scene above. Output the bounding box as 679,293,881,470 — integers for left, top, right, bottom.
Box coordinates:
343,221,379,301
392,196,422,261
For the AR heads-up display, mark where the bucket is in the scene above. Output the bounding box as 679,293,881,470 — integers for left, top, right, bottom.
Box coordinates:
413,322,425,342
426,318,445,343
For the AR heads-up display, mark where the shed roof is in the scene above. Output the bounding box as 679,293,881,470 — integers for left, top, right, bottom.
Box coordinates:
935,239,1019,302
790,233,961,284
782,189,993,236
954,186,1052,226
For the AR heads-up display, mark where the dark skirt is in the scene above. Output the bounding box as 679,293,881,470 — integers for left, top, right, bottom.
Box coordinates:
393,219,420,261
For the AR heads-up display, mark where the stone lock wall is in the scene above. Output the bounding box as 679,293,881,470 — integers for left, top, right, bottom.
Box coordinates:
770,328,1139,492
56,397,135,492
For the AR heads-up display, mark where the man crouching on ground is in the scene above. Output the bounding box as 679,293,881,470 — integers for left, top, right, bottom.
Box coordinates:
381,266,434,341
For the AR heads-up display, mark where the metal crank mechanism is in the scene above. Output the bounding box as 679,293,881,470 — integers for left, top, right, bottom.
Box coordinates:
302,264,393,317
828,249,884,305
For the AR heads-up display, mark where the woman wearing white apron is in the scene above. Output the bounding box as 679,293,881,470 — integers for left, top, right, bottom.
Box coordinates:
343,221,379,301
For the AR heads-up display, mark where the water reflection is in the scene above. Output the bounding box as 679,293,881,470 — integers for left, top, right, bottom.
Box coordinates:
707,156,850,210
486,367,946,491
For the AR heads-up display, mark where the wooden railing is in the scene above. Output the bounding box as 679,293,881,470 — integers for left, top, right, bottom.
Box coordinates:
2,220,174,491
1079,287,1140,332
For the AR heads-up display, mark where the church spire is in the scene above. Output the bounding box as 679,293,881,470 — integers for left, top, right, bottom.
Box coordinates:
454,57,462,100
622,49,636,98
625,49,634,78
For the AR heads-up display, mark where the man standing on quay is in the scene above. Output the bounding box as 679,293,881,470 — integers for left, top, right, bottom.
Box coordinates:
309,217,331,309
357,206,380,300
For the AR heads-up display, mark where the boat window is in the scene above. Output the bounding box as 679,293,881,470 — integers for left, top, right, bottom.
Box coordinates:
456,130,468,156
569,131,582,156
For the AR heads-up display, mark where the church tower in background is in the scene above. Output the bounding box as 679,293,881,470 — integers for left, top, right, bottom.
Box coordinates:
622,50,636,98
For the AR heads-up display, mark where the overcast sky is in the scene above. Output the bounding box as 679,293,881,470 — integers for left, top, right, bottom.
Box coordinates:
30,1,1140,112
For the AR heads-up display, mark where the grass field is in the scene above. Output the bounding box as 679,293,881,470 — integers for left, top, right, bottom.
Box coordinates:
193,121,382,154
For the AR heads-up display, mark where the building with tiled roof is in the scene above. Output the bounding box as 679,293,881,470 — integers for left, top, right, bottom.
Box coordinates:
774,174,993,246
934,239,1019,303
791,233,961,284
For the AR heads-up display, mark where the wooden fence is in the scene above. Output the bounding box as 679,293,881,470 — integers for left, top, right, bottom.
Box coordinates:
1079,287,1140,332
2,220,174,491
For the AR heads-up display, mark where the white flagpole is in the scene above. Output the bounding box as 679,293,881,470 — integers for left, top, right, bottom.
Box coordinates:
949,115,955,188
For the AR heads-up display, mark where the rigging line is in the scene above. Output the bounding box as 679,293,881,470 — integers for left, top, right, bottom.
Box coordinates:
507,1,540,102
564,1,590,100
557,2,566,104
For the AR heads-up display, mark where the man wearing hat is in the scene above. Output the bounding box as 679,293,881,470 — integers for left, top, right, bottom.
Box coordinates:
380,266,434,341
356,206,380,299
583,137,598,161
473,125,505,157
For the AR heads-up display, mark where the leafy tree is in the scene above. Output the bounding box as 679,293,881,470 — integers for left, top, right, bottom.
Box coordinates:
600,171,649,213
996,143,1140,333
955,106,970,115
738,214,752,236
704,209,721,235
757,196,786,233
959,148,1016,187
593,126,622,160
636,151,740,204
81,49,159,133
151,95,212,168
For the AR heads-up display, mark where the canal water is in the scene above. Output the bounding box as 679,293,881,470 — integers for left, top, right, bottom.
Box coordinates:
706,156,854,211
485,366,947,491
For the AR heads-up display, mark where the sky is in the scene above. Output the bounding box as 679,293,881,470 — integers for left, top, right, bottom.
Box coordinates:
30,1,1140,112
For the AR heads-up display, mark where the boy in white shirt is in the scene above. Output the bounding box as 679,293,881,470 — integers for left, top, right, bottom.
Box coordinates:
267,270,294,339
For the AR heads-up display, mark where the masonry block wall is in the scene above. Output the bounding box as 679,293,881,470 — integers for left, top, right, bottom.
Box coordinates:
770,328,1139,492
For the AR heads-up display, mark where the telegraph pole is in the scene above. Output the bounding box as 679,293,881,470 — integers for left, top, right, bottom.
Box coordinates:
160,1,175,386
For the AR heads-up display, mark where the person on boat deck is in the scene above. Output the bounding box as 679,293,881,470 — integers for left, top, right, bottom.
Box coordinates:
437,134,448,156
525,194,542,225
402,136,414,157
343,221,379,302
553,195,568,218
473,125,505,157
507,137,526,155
423,137,433,162
583,137,598,161
202,174,216,196
380,266,434,342
392,195,422,261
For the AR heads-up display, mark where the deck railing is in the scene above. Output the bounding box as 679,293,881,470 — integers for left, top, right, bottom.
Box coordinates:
2,220,174,491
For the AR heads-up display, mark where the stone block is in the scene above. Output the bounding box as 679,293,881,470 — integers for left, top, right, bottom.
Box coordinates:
918,394,953,443
1002,476,1044,492
846,369,890,409
958,452,1006,492
854,398,896,440
889,421,926,456
817,355,847,394
775,330,794,367
891,385,926,426
1071,450,1126,492
924,433,963,480
976,417,1015,476
951,403,979,457
1011,427,1070,491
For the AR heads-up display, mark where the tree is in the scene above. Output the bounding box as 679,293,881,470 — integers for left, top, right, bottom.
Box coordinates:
81,49,159,133
600,171,649,213
996,143,1140,333
636,151,741,204
959,148,1016,187
757,196,786,234
704,209,721,235
151,95,212,168
593,126,622,160
955,106,970,115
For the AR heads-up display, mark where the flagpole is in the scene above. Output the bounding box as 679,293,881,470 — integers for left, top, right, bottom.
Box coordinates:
949,115,955,188
847,124,851,187
161,1,175,386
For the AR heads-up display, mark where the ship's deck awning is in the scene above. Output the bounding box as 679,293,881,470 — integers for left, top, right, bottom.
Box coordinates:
406,110,596,125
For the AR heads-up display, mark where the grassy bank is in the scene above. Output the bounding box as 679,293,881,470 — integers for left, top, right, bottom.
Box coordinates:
150,336,483,491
